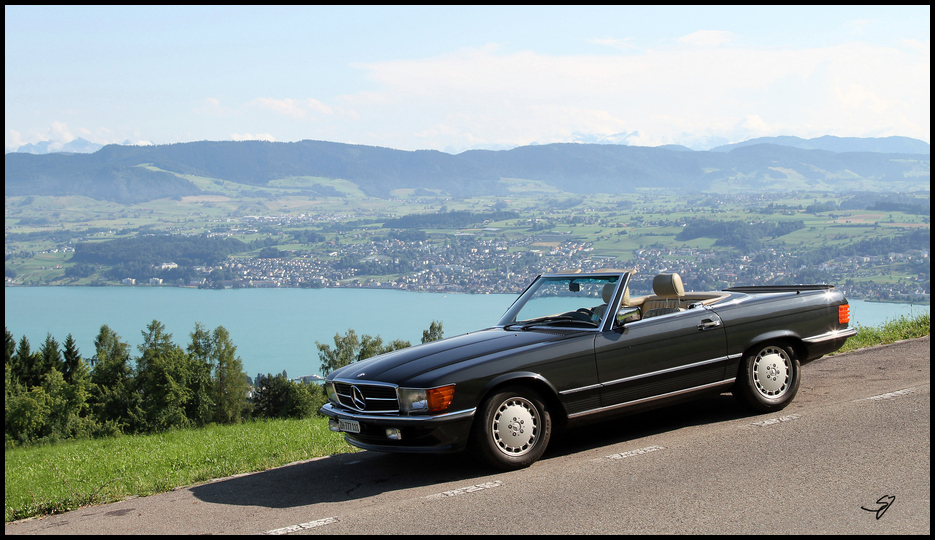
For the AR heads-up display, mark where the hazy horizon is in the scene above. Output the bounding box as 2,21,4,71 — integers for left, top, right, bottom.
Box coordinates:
5,6,930,154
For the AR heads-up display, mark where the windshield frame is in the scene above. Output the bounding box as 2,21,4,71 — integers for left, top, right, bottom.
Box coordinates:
496,271,632,332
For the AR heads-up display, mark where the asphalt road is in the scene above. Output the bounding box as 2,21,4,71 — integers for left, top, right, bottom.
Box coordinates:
6,336,930,535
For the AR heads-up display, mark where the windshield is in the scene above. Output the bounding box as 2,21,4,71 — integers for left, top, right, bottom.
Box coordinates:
497,273,627,329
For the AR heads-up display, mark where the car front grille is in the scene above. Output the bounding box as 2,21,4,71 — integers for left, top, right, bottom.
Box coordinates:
333,381,399,413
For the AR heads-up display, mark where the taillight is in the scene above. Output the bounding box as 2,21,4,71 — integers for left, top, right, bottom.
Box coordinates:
838,304,850,324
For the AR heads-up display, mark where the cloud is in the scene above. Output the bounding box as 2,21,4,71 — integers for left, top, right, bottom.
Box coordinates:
231,132,276,142
247,97,338,120
588,37,640,51
193,97,236,117
251,98,308,119
338,38,929,150
49,121,75,143
676,30,735,47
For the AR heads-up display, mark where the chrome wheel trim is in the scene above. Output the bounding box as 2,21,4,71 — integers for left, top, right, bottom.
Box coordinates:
752,347,791,398
491,397,539,457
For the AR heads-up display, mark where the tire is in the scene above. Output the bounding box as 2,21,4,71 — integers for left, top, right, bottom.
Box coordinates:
471,385,552,470
732,343,801,413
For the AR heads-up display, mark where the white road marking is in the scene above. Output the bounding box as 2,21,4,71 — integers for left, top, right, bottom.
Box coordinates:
425,480,504,499
602,445,665,460
265,517,339,535
751,413,801,426
860,388,916,401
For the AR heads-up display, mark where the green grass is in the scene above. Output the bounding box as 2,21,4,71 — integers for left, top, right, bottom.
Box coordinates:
4,417,356,523
833,311,930,355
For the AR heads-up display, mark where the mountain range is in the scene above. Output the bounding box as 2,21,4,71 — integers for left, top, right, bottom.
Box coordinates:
4,137,930,204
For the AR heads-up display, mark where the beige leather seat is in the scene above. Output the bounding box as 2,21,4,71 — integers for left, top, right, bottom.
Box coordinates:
642,273,685,319
591,283,619,320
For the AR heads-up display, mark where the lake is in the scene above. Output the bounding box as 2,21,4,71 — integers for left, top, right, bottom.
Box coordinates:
4,287,928,381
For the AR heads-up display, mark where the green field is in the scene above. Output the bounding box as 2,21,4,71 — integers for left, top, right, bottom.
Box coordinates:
4,189,929,297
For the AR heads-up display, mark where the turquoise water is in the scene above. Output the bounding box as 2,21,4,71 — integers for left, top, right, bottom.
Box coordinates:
4,287,927,380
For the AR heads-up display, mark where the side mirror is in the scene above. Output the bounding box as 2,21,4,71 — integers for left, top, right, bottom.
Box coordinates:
615,306,641,326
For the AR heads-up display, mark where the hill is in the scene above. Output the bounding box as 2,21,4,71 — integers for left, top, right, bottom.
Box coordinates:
4,138,930,203
710,135,930,154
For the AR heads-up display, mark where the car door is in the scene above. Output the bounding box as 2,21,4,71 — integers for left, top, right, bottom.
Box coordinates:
593,306,729,408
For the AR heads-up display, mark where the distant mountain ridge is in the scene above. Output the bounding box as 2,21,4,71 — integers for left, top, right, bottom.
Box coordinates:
710,135,929,154
4,138,930,204
13,137,104,155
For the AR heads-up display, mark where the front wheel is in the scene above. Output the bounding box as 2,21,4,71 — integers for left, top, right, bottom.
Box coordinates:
732,343,801,413
470,386,552,470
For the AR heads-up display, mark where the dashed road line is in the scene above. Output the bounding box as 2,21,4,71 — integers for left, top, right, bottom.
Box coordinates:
265,517,339,535
860,388,917,402
751,413,801,427
599,445,665,461
425,480,504,499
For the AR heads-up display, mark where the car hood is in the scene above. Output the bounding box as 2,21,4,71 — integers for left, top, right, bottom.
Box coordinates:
327,327,583,386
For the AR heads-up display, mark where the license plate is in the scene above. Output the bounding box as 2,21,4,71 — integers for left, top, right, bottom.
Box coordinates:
338,419,360,433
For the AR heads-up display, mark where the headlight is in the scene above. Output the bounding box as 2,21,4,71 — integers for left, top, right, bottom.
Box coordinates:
325,382,337,403
398,384,455,414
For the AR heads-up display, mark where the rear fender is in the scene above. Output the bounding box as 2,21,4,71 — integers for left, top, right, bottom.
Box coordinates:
737,330,806,365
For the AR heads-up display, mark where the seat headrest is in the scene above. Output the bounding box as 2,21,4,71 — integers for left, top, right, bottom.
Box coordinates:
620,286,630,306
602,283,616,303
652,273,684,298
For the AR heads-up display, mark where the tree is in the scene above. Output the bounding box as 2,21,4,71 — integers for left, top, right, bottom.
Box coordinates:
4,328,14,370
210,326,250,424
421,320,444,343
62,334,81,384
12,335,38,388
38,333,63,381
185,323,216,427
316,329,411,376
135,320,191,432
89,325,137,433
251,373,316,419
317,329,361,376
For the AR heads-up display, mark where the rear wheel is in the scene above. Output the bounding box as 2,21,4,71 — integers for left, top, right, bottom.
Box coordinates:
471,386,552,470
732,343,800,413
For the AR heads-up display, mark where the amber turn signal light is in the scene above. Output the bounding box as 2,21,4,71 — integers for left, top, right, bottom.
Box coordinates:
426,384,456,413
838,304,850,324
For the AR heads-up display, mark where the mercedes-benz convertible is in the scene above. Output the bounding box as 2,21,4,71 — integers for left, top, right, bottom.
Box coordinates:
320,270,856,470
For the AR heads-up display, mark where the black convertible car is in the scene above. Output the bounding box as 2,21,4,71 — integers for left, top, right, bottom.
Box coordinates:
320,270,856,469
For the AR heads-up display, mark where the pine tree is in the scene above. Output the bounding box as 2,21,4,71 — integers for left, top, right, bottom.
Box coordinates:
39,333,63,378
135,320,191,432
89,325,136,433
186,323,215,427
211,326,250,424
62,334,81,384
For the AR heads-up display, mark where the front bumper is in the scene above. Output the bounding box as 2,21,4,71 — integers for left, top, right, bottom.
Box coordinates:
319,402,476,453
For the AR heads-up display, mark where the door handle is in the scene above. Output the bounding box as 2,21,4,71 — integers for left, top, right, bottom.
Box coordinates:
698,319,721,330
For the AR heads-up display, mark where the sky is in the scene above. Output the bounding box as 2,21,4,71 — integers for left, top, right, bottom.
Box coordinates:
4,5,930,154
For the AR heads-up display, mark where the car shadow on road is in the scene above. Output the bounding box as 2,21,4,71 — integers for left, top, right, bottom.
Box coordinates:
189,447,495,509
544,392,753,460
190,393,752,509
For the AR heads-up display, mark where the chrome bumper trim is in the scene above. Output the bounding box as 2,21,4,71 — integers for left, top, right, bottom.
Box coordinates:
802,327,858,343
320,403,476,423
